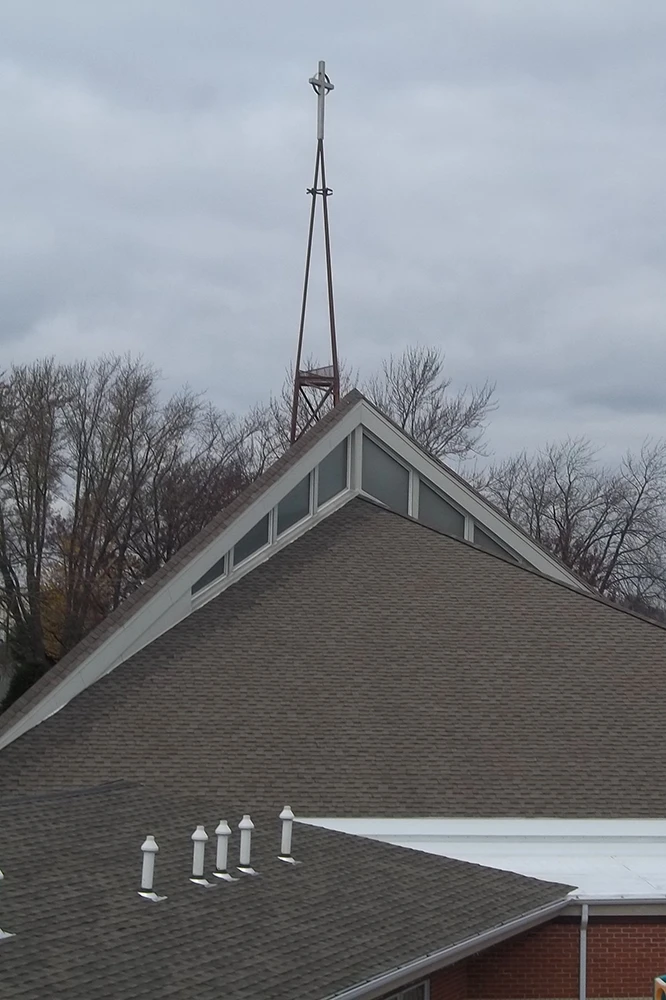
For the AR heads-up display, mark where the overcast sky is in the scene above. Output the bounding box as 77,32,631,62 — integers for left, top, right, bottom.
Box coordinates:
2,1,665,461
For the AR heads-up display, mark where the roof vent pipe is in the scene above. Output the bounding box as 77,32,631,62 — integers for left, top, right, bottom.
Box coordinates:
189,824,216,887
280,806,294,856
141,836,159,890
0,869,15,939
278,805,301,865
191,825,208,878
138,837,167,902
213,820,238,882
238,815,259,875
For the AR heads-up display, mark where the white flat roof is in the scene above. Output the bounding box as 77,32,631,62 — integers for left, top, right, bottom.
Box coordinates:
298,818,666,899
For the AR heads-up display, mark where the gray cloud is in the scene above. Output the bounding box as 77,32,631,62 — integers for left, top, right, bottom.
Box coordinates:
1,0,665,460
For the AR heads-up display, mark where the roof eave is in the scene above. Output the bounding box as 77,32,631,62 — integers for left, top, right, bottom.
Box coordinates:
323,894,572,1000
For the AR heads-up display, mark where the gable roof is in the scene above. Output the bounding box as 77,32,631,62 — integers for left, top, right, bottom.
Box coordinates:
2,498,665,817
0,391,590,752
0,781,571,1000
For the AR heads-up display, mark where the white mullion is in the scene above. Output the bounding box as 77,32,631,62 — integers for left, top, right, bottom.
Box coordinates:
310,466,318,513
351,427,363,491
410,473,420,519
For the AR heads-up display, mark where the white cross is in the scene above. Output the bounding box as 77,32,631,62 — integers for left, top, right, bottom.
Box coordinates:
309,60,334,141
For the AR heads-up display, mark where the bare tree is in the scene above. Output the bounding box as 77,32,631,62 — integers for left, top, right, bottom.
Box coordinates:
364,346,496,461
480,437,666,608
0,355,255,706
127,400,249,581
255,346,495,465
0,359,65,673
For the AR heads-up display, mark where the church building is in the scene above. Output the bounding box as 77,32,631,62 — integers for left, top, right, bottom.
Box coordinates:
1,390,665,999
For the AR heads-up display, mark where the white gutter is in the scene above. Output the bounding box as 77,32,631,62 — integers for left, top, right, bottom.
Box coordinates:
568,895,666,905
579,903,588,1000
324,895,571,1000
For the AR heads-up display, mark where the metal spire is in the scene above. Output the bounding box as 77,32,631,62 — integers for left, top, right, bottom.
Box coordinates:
289,61,341,445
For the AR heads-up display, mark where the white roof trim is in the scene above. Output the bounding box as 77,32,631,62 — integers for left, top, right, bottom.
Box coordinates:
298,817,666,836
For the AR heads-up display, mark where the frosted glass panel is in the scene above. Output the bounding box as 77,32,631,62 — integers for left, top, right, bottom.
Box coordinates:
474,525,518,562
418,481,465,538
318,439,348,506
362,436,409,514
234,514,270,565
192,554,226,594
277,475,310,534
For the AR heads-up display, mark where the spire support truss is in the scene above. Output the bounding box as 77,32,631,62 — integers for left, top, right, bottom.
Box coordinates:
290,61,341,445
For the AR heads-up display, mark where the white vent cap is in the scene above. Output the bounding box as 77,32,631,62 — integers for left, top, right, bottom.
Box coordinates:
140,835,159,891
239,814,254,868
215,820,231,872
191,825,208,877
280,805,295,857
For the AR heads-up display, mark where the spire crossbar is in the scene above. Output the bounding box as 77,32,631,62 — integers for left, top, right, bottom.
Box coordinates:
290,62,340,445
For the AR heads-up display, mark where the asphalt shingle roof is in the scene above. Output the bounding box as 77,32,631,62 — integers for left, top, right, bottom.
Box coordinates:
0,498,664,816
0,781,570,1000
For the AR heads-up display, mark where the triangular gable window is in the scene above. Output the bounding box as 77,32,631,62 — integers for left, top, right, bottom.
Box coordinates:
474,525,518,562
362,434,409,514
419,481,465,538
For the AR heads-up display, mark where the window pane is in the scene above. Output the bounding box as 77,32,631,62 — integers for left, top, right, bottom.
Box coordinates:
362,436,409,514
474,525,517,562
234,514,270,565
418,481,465,537
318,439,348,506
192,554,226,594
277,475,311,534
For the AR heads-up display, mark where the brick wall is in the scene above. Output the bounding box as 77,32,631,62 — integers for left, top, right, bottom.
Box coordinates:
380,916,666,1000
467,918,579,999
586,917,666,999
429,960,467,1000
466,916,666,999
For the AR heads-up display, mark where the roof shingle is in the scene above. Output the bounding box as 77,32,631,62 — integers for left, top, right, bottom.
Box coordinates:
0,781,570,1000
1,498,664,817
